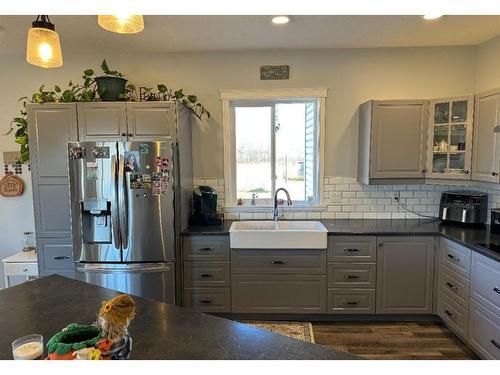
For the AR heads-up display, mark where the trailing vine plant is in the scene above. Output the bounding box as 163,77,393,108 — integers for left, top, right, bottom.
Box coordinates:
5,59,211,163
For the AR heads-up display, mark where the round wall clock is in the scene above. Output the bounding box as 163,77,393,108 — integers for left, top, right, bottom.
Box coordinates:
0,174,24,197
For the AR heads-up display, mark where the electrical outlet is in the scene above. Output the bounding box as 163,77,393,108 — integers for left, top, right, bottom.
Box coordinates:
392,191,400,200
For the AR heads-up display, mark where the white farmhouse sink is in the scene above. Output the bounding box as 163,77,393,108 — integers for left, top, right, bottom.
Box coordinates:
229,221,328,249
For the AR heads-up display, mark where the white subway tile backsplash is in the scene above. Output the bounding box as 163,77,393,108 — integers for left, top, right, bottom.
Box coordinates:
197,175,500,223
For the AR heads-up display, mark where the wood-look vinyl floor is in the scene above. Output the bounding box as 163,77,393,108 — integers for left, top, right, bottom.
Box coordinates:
312,321,478,360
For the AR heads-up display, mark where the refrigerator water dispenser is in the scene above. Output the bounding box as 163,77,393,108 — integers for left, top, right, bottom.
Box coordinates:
81,198,112,244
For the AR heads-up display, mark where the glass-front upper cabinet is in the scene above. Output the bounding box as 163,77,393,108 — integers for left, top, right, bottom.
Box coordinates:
426,96,474,180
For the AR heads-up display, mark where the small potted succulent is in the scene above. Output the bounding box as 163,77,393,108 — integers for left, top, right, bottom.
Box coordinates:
95,59,127,101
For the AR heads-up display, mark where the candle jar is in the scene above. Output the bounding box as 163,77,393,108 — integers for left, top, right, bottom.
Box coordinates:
12,334,44,360
22,232,36,252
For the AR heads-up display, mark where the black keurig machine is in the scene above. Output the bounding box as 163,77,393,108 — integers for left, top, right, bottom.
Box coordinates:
190,186,223,226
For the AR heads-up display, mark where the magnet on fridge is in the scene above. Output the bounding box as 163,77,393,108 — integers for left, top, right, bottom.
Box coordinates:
69,147,86,159
86,162,98,180
139,144,151,154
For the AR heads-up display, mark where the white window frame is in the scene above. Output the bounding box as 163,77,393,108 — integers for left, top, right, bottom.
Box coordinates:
220,88,328,210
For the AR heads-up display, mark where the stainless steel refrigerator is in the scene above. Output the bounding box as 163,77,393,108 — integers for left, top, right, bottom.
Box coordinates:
68,140,191,304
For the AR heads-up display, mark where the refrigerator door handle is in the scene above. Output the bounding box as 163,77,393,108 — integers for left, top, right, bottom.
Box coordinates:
118,153,129,249
110,154,121,249
76,263,172,273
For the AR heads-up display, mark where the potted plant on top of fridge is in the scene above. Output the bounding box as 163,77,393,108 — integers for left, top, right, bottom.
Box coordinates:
95,59,127,101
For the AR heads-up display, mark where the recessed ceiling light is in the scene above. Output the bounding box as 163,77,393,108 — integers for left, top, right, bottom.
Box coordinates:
271,16,290,25
422,13,443,20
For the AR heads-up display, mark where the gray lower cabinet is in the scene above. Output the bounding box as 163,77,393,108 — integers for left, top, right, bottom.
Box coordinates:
231,275,327,313
182,235,231,312
37,237,74,278
469,299,500,359
328,289,376,314
184,288,231,313
376,236,435,314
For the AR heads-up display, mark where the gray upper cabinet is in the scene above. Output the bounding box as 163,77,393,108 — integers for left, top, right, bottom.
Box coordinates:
126,102,175,140
78,102,127,141
27,103,77,238
28,103,78,181
358,100,428,184
376,236,435,314
471,89,500,183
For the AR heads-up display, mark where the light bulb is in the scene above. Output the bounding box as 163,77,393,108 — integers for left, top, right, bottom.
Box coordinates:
271,16,290,25
38,42,53,61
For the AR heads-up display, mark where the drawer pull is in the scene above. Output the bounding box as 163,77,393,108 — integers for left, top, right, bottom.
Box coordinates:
343,300,359,305
344,275,360,279
344,248,360,252
199,299,213,304
54,256,70,260
444,310,457,321
198,247,215,251
447,254,461,262
200,274,214,278
491,339,500,351
446,282,458,290
270,260,286,265
493,287,500,295
22,268,28,272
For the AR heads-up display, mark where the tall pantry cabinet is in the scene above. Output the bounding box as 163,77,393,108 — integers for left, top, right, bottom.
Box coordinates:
27,103,78,277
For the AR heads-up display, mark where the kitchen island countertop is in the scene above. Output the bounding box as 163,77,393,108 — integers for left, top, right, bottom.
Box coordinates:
0,275,357,360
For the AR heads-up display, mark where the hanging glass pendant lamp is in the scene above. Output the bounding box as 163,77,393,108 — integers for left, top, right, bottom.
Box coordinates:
97,15,144,34
26,15,63,68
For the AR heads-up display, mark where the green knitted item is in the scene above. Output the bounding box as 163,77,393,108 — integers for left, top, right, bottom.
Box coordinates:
47,323,102,355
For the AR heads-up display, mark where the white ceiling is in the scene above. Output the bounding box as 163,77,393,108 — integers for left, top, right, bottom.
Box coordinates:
1,15,500,55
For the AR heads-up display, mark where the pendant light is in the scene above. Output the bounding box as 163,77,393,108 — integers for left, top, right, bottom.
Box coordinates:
97,15,144,34
26,15,63,68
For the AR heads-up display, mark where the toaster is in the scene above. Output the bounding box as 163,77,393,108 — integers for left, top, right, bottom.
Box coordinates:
439,190,488,225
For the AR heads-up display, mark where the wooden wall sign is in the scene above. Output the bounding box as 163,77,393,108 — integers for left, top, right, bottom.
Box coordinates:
260,65,290,80
0,175,24,197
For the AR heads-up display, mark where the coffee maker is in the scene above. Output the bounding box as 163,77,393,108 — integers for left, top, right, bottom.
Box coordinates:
190,186,223,225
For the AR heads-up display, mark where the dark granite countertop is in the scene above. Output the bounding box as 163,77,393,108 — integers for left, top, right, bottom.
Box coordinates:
182,219,500,263
0,275,356,360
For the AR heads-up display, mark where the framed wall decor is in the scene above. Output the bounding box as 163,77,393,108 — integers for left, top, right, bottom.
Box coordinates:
260,65,290,80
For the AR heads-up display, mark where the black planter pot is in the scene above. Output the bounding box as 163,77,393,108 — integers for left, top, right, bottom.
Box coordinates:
95,76,127,101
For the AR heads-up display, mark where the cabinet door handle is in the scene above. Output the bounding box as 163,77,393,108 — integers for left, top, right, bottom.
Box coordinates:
198,247,215,251
464,170,469,174
270,260,285,265
447,254,461,262
343,300,359,305
378,242,384,247
200,274,213,278
491,339,500,351
344,275,360,279
344,248,360,252
493,172,498,176
128,133,133,137
22,268,28,272
54,256,70,260
199,299,213,304
446,282,458,290
422,169,427,174
444,310,457,321
121,132,127,137
493,287,500,295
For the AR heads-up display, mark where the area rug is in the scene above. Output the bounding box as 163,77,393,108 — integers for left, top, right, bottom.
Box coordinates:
242,321,315,343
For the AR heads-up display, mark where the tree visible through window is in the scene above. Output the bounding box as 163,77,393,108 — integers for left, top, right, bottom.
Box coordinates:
232,99,319,206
